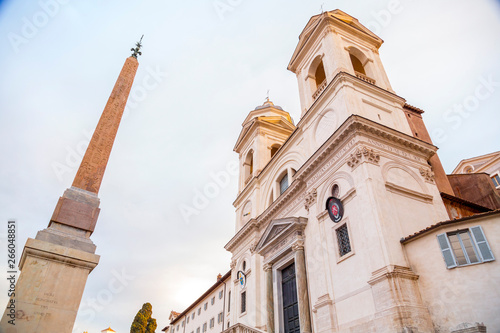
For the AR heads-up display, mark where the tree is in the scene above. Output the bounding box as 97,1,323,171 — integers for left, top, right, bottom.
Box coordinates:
146,318,157,333
131,303,157,333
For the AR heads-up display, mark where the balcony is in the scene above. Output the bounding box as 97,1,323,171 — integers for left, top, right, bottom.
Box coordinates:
312,79,327,100
355,71,376,85
222,323,266,333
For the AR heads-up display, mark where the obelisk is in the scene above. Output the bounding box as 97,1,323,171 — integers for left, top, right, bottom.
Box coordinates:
0,38,143,333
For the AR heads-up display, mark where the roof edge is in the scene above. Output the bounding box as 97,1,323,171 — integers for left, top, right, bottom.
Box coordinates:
170,270,231,325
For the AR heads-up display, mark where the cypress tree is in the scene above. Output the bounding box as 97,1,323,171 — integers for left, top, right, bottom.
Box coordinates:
131,303,156,333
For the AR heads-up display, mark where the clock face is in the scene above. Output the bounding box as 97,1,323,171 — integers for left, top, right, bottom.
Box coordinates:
241,201,252,223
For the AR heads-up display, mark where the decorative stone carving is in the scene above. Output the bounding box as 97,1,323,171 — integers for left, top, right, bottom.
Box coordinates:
268,225,286,240
346,150,361,169
419,167,435,183
451,322,487,333
304,188,317,212
249,242,257,254
291,240,305,252
263,263,273,272
323,26,336,37
230,259,237,269
347,146,380,169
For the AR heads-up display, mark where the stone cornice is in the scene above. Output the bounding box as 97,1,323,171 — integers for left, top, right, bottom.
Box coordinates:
234,117,295,153
294,115,437,185
224,219,259,253
367,265,419,286
296,71,406,129
255,179,306,228
20,238,100,272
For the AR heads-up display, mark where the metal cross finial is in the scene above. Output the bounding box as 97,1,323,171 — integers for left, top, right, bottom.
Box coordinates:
266,89,270,102
320,3,324,13
131,35,144,59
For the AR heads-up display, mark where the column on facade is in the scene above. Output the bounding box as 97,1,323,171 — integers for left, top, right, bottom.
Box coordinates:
264,263,274,333
292,242,312,333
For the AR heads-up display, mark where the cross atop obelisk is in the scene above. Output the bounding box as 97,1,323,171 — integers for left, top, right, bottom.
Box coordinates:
0,38,143,333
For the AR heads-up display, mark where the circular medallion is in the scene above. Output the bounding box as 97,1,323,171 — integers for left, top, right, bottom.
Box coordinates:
237,271,246,289
326,196,344,223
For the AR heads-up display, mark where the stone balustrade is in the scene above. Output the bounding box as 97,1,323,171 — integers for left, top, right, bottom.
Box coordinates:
312,79,327,99
222,323,266,333
355,71,376,84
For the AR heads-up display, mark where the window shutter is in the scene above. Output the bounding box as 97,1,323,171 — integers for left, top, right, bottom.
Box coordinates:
437,233,457,268
470,226,495,262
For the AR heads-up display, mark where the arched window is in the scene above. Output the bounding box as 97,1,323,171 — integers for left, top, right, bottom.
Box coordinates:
244,150,254,183
309,56,328,99
315,61,326,89
270,144,281,158
279,173,289,195
242,261,246,271
332,184,340,198
349,54,366,75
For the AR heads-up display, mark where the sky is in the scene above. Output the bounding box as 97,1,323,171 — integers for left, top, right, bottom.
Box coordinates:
0,0,500,332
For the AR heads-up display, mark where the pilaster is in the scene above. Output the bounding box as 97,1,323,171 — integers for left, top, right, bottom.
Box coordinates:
367,265,434,333
264,264,274,333
292,241,312,333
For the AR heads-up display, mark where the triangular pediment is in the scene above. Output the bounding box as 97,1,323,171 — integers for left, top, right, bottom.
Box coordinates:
260,222,290,248
255,217,307,256
289,9,383,71
452,151,500,174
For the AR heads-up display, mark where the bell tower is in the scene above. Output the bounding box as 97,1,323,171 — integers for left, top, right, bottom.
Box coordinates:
288,10,412,139
233,99,295,230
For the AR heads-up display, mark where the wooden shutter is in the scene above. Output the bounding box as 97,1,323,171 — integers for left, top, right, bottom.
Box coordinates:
437,233,457,268
470,226,495,262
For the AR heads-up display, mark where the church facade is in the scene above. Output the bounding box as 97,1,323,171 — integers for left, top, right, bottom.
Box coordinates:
168,10,500,333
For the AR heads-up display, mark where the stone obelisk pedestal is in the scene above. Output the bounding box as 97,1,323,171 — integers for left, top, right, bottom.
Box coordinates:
3,237,99,332
1,51,140,333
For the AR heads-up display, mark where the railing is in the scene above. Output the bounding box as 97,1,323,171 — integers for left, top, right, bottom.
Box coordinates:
355,71,376,84
312,79,327,99
222,323,266,333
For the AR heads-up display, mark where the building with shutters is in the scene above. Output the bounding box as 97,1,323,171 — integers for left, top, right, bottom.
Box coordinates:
166,9,500,333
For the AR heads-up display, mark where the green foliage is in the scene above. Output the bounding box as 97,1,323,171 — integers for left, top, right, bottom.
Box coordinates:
146,318,157,333
131,303,157,333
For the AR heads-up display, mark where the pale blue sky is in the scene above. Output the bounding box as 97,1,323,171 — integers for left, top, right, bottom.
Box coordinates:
0,1,499,332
